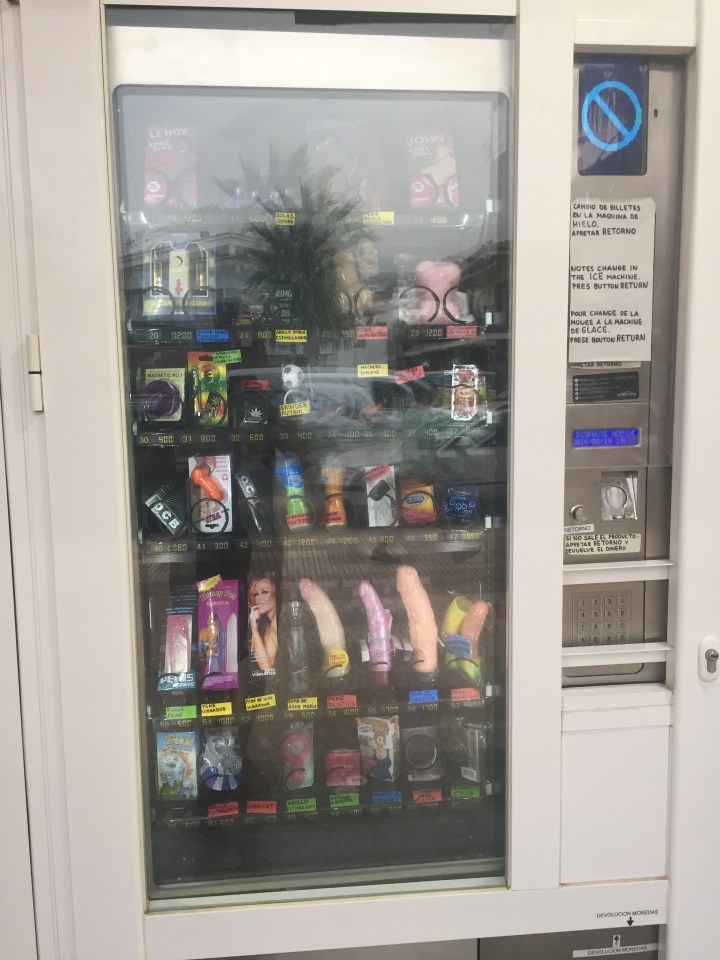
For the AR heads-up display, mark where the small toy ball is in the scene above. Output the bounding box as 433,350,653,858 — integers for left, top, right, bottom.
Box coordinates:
282,364,304,389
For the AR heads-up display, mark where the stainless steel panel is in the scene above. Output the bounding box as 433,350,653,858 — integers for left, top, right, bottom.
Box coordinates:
237,944,477,960
565,60,684,566
480,926,660,959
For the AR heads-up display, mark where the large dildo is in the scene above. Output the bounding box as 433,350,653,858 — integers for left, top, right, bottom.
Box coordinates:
359,581,394,684
396,565,439,676
299,578,350,678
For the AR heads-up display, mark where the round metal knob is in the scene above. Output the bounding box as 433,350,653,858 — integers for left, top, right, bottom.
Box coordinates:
570,504,588,523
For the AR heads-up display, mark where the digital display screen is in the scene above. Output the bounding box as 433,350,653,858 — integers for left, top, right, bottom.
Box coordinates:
572,428,640,448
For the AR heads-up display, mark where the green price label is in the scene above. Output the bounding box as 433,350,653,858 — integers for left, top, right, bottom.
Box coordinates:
286,798,317,813
212,349,243,363
330,793,360,809
165,705,197,720
451,786,481,800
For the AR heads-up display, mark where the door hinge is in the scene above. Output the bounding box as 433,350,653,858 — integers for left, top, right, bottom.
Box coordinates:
26,334,43,412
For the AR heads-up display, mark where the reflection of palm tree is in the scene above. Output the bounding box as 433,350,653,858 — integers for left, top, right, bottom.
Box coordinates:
238,148,373,339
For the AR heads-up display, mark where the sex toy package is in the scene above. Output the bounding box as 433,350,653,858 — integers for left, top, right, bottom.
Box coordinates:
157,585,196,692
196,576,239,690
156,730,198,800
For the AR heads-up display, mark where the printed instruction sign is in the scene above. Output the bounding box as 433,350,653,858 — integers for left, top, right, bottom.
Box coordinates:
569,198,655,362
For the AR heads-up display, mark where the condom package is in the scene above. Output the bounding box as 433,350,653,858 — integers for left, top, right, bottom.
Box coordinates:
197,576,239,690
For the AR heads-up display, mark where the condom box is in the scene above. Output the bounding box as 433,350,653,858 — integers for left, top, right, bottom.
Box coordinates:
197,576,239,690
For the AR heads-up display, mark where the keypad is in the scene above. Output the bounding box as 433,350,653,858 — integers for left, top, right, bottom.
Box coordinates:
572,591,633,645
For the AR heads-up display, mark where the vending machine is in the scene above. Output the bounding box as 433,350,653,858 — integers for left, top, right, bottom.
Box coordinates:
5,1,720,960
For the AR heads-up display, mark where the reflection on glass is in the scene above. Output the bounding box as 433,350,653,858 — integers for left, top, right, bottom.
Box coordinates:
114,70,512,899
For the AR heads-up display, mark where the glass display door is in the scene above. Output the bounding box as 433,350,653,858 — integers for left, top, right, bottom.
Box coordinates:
108,10,514,899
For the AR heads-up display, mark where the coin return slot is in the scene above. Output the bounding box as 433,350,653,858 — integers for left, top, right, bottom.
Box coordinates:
600,472,638,522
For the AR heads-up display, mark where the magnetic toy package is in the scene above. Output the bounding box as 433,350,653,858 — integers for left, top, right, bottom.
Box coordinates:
138,367,185,423
357,715,400,782
156,730,197,800
188,454,233,536
197,576,239,690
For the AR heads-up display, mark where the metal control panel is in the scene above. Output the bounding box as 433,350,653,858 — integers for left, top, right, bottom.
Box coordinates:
563,59,683,683
565,59,682,566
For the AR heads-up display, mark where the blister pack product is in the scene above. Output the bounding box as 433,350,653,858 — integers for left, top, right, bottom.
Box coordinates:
156,731,197,800
357,715,400,782
143,123,198,210
188,455,232,535
247,573,279,679
158,614,194,692
282,722,314,791
139,367,185,422
200,729,243,792
197,576,239,690
307,118,388,210
188,353,227,427
144,238,216,320
401,724,443,782
406,129,459,208
326,748,361,788
449,364,487,422
364,465,398,527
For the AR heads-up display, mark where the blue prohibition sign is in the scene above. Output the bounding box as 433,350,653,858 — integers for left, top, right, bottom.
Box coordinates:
581,80,642,153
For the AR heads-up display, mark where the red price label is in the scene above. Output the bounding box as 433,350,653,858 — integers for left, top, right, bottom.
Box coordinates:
447,325,477,339
287,513,311,528
327,694,358,709
247,800,277,815
356,326,388,340
208,801,239,818
394,365,426,385
451,687,482,702
413,789,442,803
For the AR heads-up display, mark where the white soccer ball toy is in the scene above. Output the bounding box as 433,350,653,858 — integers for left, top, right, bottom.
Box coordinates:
282,364,304,389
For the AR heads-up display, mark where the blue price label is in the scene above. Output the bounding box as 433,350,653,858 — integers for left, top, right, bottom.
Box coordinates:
409,689,439,704
372,791,403,805
196,329,230,343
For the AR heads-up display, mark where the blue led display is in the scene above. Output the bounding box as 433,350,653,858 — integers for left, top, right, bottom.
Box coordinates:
572,428,640,448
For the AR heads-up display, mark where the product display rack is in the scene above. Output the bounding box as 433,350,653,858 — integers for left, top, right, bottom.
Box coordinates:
114,81,511,898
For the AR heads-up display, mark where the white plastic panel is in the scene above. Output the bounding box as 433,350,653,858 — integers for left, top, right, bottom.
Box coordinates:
561,686,670,884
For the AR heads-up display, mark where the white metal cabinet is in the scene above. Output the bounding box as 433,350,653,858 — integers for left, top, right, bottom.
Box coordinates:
5,1,719,959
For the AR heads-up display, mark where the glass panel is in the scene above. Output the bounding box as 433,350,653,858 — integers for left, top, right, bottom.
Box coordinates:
109,15,513,900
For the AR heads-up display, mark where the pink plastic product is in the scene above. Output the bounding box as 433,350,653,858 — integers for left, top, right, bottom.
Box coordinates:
358,581,394,685
197,576,239,690
326,749,361,787
415,260,461,324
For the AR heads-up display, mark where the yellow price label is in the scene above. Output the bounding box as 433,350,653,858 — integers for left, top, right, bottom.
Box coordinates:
245,694,277,712
275,329,307,343
287,697,318,711
328,650,350,669
357,363,389,378
275,211,296,226
201,702,232,717
362,211,395,225
279,400,311,418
